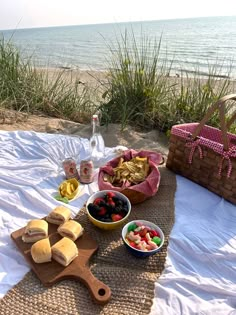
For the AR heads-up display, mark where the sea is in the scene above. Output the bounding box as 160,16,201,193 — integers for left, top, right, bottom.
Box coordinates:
1,16,236,78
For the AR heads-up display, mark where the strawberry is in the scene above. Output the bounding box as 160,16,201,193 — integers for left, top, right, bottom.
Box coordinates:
106,192,116,198
111,214,123,222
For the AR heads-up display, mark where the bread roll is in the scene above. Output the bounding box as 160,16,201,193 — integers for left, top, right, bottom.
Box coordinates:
51,237,78,266
46,206,71,225
31,238,52,263
22,219,48,243
58,220,84,241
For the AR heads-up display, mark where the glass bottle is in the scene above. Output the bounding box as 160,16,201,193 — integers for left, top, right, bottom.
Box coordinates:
89,114,105,167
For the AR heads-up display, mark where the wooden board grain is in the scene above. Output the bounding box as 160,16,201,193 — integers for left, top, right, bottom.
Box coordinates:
11,220,111,305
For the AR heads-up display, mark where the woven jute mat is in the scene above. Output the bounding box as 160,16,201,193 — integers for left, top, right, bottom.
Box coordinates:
0,166,176,315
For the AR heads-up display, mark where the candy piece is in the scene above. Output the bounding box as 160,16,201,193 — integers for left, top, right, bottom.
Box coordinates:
150,230,160,237
134,226,142,232
127,231,141,242
129,241,137,248
139,227,148,237
146,244,156,250
145,232,151,242
134,239,141,244
136,242,147,251
128,223,138,232
147,240,158,250
152,236,161,245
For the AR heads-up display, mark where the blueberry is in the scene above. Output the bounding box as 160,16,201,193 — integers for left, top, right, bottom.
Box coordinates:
88,203,100,212
105,203,115,212
122,207,129,214
112,196,118,201
113,206,121,214
117,200,123,207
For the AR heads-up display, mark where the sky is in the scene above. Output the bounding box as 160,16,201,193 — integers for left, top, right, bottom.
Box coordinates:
0,0,235,30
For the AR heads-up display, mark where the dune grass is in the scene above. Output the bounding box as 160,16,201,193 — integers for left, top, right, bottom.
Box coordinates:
98,30,234,133
98,31,174,130
0,37,96,123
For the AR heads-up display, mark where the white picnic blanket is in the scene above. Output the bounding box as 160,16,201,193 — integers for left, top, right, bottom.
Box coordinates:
0,130,235,315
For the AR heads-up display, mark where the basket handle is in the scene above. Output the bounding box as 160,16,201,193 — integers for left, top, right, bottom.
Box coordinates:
191,94,236,151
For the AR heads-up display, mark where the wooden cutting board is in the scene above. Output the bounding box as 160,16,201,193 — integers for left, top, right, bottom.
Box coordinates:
11,220,111,305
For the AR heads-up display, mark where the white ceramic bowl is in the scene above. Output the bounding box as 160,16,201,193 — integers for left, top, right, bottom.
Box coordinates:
122,219,165,257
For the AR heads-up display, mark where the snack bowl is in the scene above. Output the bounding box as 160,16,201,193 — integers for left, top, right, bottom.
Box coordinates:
98,149,163,205
86,190,131,230
121,220,165,258
59,178,80,200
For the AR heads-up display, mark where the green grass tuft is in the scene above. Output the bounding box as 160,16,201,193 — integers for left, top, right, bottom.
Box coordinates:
98,30,234,133
0,36,96,123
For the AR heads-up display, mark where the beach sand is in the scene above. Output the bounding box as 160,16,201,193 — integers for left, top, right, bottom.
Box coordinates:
0,108,169,156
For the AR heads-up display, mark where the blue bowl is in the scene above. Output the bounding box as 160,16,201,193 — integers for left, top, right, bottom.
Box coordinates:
121,220,165,258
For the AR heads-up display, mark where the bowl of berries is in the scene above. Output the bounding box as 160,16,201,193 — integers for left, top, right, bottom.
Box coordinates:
122,220,165,258
86,190,131,230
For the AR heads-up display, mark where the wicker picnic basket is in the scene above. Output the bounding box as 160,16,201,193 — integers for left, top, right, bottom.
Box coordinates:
166,94,236,205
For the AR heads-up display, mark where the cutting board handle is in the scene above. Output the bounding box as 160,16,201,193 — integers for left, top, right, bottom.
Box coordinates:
73,267,111,305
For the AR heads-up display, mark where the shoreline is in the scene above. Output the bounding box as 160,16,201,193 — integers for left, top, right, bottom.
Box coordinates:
37,65,236,81
36,67,236,96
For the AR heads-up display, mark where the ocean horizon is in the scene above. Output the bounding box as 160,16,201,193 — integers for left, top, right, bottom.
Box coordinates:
1,16,236,78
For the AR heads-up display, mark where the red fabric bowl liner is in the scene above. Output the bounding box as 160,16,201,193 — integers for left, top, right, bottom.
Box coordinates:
98,149,162,198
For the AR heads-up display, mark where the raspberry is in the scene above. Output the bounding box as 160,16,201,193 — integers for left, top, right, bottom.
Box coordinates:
98,207,107,216
107,199,115,207
93,197,104,206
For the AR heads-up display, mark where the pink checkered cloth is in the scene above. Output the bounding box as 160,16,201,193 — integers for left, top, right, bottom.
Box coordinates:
98,149,163,197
